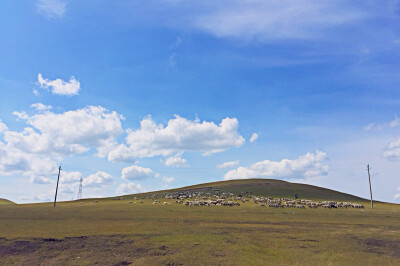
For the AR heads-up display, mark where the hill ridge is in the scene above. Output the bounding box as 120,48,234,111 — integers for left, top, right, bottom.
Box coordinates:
0,198,16,205
111,178,368,202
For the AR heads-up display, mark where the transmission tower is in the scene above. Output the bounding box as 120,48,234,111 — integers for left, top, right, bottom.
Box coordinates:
77,177,83,200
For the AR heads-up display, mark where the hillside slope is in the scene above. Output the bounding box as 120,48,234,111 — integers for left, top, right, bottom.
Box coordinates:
0,198,15,205
119,179,367,202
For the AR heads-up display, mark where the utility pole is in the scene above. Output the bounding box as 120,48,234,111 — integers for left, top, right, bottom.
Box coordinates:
54,165,62,207
367,164,373,208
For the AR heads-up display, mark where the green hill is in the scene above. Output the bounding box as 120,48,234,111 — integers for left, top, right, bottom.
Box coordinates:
0,198,15,205
115,178,367,202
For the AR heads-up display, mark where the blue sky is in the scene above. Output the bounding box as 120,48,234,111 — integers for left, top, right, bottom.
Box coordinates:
1,0,400,203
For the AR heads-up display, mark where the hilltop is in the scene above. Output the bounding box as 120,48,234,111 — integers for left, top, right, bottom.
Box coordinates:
110,178,367,202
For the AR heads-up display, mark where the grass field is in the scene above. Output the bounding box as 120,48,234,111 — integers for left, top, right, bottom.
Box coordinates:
0,198,15,205
0,179,399,265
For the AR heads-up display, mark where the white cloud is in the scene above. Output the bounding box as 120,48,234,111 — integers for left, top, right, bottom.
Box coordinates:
107,144,136,163
31,103,52,111
121,165,158,181
162,176,174,184
116,183,143,195
30,175,53,184
37,0,66,18
37,73,80,95
60,171,82,184
250,133,259,143
12,111,29,120
162,176,175,187
83,171,113,188
19,193,51,202
224,150,328,180
0,120,7,134
0,140,58,180
108,115,245,161
32,89,39,96
0,106,122,186
395,187,400,201
217,160,239,169
59,183,78,195
164,153,188,167
6,106,123,156
383,137,400,160
364,115,400,131
192,1,367,41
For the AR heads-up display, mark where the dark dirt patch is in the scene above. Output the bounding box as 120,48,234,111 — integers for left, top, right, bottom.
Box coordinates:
351,236,400,259
163,262,183,266
0,234,172,265
299,239,319,242
365,238,400,258
114,261,132,266
42,238,63,242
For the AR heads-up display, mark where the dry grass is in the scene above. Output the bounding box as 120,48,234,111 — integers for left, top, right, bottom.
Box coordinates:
0,179,399,265
0,198,15,205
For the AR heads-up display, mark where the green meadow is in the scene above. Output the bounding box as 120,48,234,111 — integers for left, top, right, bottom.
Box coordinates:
1,179,399,265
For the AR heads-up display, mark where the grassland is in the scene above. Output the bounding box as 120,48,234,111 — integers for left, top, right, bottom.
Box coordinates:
0,198,15,205
0,179,399,265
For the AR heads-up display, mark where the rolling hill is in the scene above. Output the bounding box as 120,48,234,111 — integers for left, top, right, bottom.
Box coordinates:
1,179,398,265
0,198,15,205
113,178,367,202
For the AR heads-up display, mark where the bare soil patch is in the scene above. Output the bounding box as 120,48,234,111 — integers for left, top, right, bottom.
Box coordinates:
0,234,170,265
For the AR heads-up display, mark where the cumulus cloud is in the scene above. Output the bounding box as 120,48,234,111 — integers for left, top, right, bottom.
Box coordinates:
224,150,328,180
108,115,245,161
0,120,7,134
164,153,188,167
383,137,400,160
250,133,259,143
121,165,158,181
217,160,239,169
0,106,122,185
0,140,58,180
37,0,66,18
116,183,143,195
12,111,29,120
31,103,52,111
60,171,82,184
83,171,112,188
37,73,80,95
107,144,136,163
30,175,53,184
6,106,123,156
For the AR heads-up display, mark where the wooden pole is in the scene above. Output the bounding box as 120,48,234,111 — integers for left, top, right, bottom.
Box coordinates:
54,165,62,207
367,164,373,208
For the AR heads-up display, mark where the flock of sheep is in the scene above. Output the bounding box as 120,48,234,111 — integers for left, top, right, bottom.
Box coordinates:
113,189,365,209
